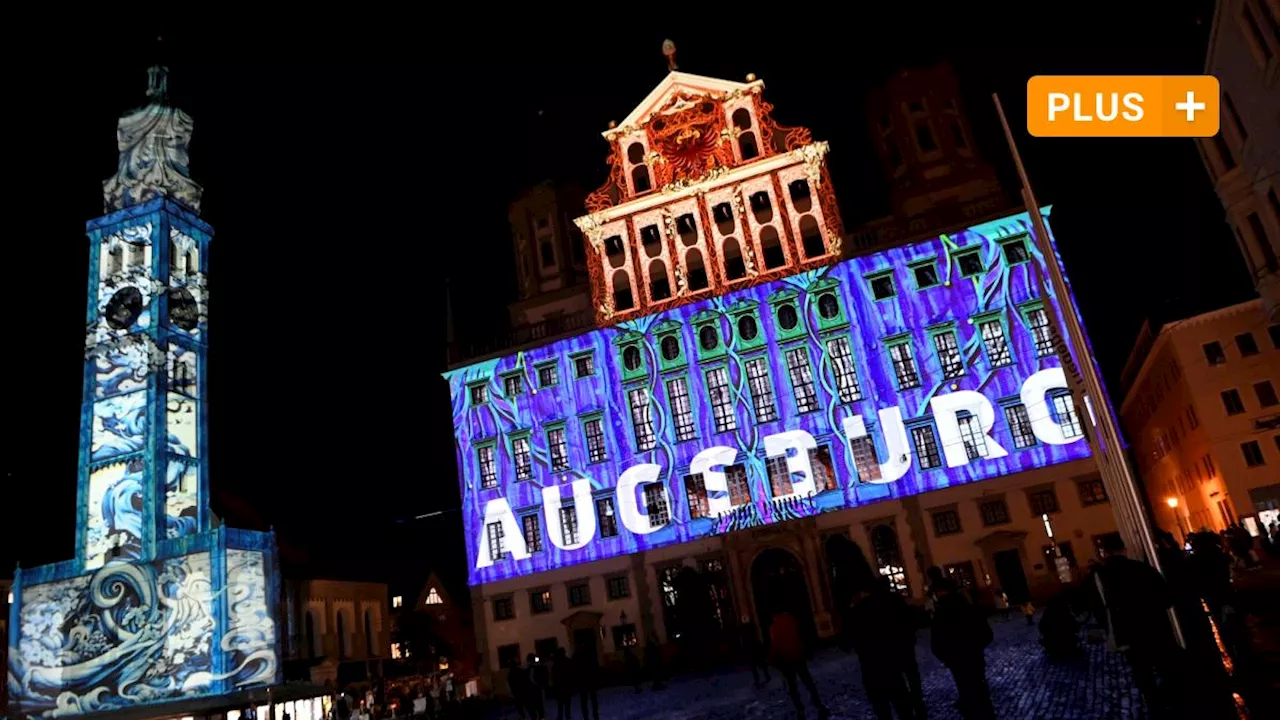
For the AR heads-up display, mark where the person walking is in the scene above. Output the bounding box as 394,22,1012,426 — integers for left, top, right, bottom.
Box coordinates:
927,566,994,720
769,608,830,719
549,648,575,720
739,617,771,687
507,656,534,720
845,577,918,720
576,645,601,720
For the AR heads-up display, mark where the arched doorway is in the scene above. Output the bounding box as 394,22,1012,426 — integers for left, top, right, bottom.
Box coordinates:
825,534,873,615
751,548,816,644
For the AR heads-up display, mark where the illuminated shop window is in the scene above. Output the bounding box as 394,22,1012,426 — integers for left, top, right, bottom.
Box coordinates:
827,337,863,403
1050,393,1084,439
744,358,778,423
851,436,882,482
560,506,579,546
1028,487,1060,515
911,260,939,290
933,329,964,379
726,463,752,506
1026,307,1056,357
628,388,656,451
486,521,506,561
493,597,515,621
469,383,490,405
573,353,595,378
810,446,837,491
583,417,608,463
1001,237,1030,265
477,444,498,488
887,338,921,390
522,515,542,553
607,575,630,600
685,474,710,519
1004,404,1037,449
980,319,1013,367
644,484,671,526
512,436,533,480
766,456,792,497
955,249,984,277
547,427,569,471
666,377,697,442
910,425,942,469
530,588,553,614
537,363,559,388
503,374,524,397
785,347,818,413
706,367,738,432
596,497,619,537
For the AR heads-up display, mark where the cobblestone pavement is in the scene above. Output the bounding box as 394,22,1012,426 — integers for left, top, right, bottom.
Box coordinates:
496,617,1153,720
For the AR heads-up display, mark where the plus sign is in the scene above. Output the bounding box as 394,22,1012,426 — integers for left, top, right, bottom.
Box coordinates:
1174,90,1206,122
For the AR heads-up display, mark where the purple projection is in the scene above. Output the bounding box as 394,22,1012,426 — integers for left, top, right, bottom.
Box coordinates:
447,209,1093,585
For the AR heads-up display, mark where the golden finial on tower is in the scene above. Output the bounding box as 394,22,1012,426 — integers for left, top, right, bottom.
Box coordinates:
662,39,678,71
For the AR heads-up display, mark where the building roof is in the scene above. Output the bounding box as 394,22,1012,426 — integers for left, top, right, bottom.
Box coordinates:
609,71,764,136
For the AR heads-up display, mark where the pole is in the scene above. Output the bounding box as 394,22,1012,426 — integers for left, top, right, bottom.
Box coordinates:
991,94,1183,646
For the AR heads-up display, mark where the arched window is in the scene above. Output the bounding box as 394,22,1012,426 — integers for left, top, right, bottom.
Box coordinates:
760,227,785,269
631,166,652,193
788,180,812,212
612,270,634,311
685,249,708,291
649,260,671,301
799,216,825,258
722,238,746,280
676,214,698,246
365,609,376,657
749,192,773,224
337,611,348,659
627,142,646,164
732,108,753,130
186,248,198,275
738,132,759,160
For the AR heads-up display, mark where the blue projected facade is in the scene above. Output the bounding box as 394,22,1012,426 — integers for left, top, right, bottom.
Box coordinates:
449,209,1095,586
7,68,281,718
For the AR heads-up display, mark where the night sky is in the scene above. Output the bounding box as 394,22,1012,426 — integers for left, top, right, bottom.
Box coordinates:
2,7,1253,588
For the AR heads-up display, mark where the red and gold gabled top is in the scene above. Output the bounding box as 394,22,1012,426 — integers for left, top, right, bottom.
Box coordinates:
585,72,817,213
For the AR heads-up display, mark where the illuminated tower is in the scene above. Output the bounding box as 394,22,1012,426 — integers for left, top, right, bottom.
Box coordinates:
8,66,282,719
576,71,844,325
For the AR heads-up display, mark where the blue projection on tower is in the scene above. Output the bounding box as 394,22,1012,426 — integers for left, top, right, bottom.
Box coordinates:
6,67,281,718
448,209,1095,586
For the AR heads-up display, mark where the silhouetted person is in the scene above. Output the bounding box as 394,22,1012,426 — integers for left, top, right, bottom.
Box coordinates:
550,647,575,720
1037,590,1080,660
1226,521,1256,568
927,566,994,720
508,656,534,720
769,609,830,719
576,646,600,720
739,617,771,687
1087,533,1178,713
846,578,917,720
622,644,643,692
643,633,665,690
525,653,547,719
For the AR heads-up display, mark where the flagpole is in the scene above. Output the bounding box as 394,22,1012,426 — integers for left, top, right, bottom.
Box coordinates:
991,93,1183,645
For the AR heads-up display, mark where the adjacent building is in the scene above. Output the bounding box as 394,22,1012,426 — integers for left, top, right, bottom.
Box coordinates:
1199,0,1280,320
1119,300,1280,538
445,68,1121,694
279,578,391,688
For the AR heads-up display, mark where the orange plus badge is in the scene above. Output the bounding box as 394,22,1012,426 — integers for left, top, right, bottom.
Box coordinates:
1026,76,1220,138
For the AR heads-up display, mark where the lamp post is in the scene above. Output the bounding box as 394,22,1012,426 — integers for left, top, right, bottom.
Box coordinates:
1167,497,1189,541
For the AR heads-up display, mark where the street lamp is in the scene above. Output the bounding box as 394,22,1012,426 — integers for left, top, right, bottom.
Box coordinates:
1166,497,1179,509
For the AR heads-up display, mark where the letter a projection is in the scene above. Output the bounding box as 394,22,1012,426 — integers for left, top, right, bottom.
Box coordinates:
1020,367,1082,445
475,497,529,569
763,430,818,499
690,446,738,516
930,391,1010,468
617,463,670,534
840,407,912,482
542,479,597,550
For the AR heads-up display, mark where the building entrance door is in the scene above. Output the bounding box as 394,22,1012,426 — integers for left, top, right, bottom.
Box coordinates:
572,628,598,665
993,548,1029,605
824,534,872,617
751,547,815,645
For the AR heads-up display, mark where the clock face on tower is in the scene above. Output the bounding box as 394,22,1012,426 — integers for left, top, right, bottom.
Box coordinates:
104,286,143,329
169,287,199,331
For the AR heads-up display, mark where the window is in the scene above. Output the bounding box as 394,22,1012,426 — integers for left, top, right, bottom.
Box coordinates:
548,427,569,471
980,320,1013,367
607,575,630,600
628,388,656,451
660,335,681,361
512,436,532,480
811,446,838,491
737,314,758,341
486,521,506,561
911,425,942,469
913,262,939,289
568,582,591,607
1221,389,1246,415
980,498,1010,526
888,340,921,389
478,445,498,488
574,354,595,378
817,293,840,319
1051,394,1084,439
745,358,778,423
470,384,490,405
915,122,938,153
851,436,882,481
785,347,819,413
777,303,799,330
1256,381,1279,407
1021,307,1053,357
530,589,553,614
537,364,559,388
1238,332,1261,357
1028,487,1060,515
523,515,542,553
623,345,643,371
493,597,515,622
827,336,863,402
707,367,738,432
957,250,984,277
934,330,964,378
932,509,962,537
685,474,710,519
644,484,670,526
584,418,607,463
699,325,720,351
726,463,752,506
392,595,403,608
504,374,524,397
1078,478,1108,506
869,273,896,300
1002,239,1030,265
667,377,697,441
1241,441,1265,468
767,455,793,497
870,524,909,595
560,506,579,546
956,413,989,460
1005,404,1037,448
1203,341,1226,366
596,497,618,538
